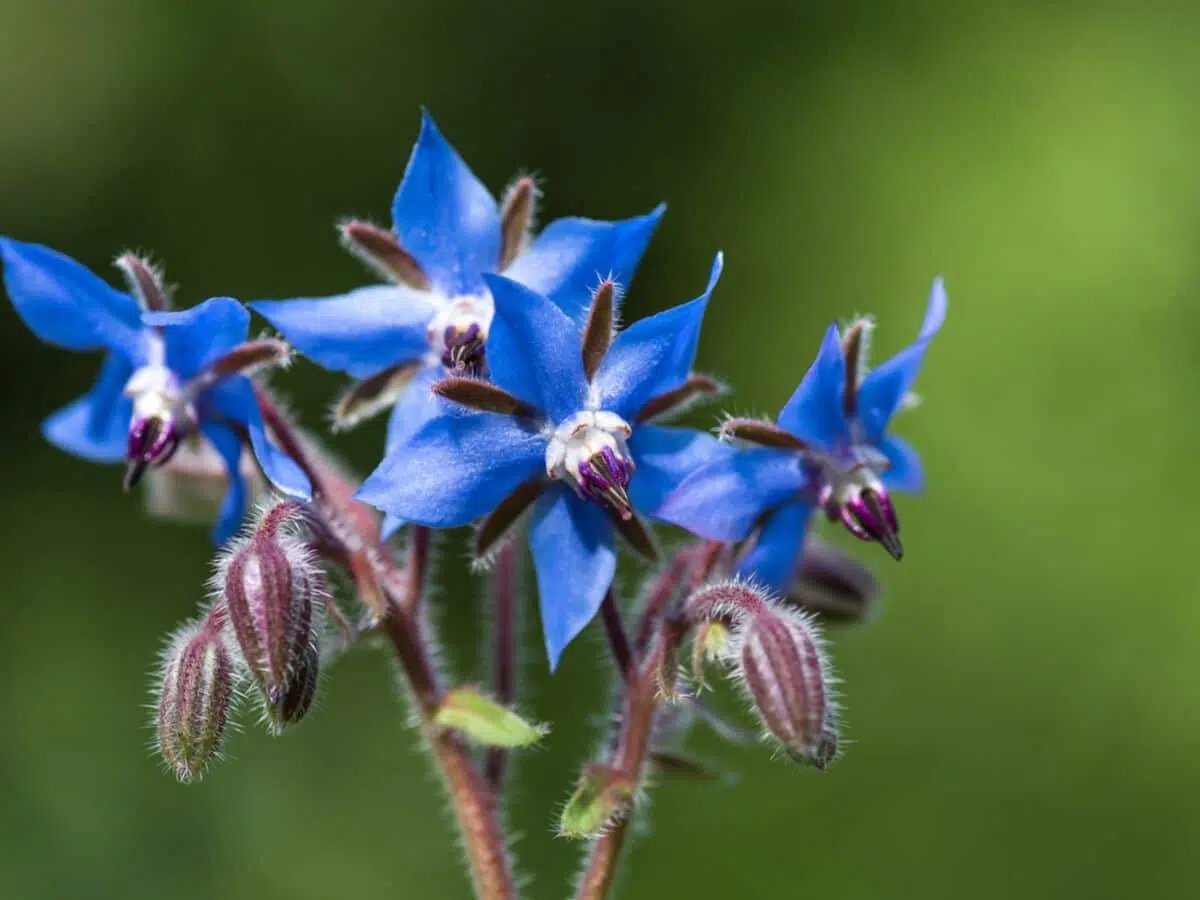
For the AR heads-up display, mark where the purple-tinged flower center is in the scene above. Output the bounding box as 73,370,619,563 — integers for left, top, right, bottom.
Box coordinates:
123,365,197,488
818,468,902,560
545,411,636,520
427,297,491,377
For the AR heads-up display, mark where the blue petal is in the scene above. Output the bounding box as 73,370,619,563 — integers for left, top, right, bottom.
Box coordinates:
380,514,406,540
776,323,848,451
355,411,545,527
856,277,948,440
384,363,444,456
592,252,722,421
250,285,437,379
392,111,500,295
879,434,925,494
200,421,249,546
41,354,134,463
1,238,144,361
482,274,588,423
148,297,250,381
656,446,808,542
735,500,816,592
627,425,733,518
202,377,311,499
503,205,665,323
529,485,616,670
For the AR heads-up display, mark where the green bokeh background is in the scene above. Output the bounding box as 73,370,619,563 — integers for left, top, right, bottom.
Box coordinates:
2,2,1197,898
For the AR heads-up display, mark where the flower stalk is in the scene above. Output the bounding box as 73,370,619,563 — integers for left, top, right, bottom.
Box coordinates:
254,386,517,900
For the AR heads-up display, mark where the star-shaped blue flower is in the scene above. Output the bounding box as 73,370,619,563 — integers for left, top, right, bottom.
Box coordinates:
250,111,663,537
356,254,729,669
1,239,310,544
659,278,947,591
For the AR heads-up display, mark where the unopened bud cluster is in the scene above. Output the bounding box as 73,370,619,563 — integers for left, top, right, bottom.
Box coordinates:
151,499,328,778
683,580,839,769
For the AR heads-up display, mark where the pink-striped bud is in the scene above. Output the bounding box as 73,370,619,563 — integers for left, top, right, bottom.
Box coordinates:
154,610,234,782
220,502,325,731
736,605,838,769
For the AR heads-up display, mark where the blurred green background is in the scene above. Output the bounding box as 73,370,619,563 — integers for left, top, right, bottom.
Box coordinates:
2,1,1198,898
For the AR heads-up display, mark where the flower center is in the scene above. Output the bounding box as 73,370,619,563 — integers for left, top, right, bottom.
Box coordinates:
123,365,197,488
426,296,492,377
545,411,636,519
817,463,902,560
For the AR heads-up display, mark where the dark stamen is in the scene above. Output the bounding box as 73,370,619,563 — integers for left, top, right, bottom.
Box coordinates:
578,449,634,519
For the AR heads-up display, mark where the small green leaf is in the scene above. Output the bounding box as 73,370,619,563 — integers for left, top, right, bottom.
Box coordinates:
558,765,636,839
433,687,548,748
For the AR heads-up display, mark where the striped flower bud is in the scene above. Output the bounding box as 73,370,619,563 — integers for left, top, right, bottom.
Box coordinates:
736,604,838,769
154,609,234,782
220,501,325,731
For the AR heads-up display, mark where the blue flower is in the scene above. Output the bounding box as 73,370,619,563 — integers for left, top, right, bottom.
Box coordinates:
0,239,310,545
250,111,663,537
355,254,729,669
659,278,947,591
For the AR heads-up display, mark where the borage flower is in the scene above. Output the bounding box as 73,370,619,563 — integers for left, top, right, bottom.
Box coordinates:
659,278,947,590
0,239,309,544
250,112,663,534
356,255,729,667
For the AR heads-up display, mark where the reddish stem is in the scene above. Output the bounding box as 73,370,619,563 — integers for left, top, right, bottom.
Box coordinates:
254,386,516,900
485,542,520,791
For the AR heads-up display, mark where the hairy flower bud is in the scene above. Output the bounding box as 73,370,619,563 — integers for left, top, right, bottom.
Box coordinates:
266,642,320,732
220,503,325,730
154,611,234,782
786,537,879,624
736,605,838,769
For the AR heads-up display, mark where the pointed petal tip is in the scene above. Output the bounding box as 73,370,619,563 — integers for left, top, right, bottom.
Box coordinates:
706,251,724,291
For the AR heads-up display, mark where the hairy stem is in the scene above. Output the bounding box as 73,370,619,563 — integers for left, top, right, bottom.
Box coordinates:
577,546,722,899
255,387,516,900
576,636,671,900
485,541,520,791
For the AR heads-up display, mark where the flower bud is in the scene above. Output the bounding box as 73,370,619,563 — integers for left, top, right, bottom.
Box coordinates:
154,612,234,782
265,642,319,733
736,606,838,769
220,504,325,729
785,537,879,624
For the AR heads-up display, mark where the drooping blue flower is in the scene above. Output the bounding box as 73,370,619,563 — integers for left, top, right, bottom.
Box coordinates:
356,254,729,669
0,239,310,544
659,278,947,591
250,111,664,538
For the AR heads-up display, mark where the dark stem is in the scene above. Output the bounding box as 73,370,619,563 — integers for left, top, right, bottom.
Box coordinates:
600,590,635,682
484,541,520,791
634,541,724,655
254,386,516,900
404,525,432,617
